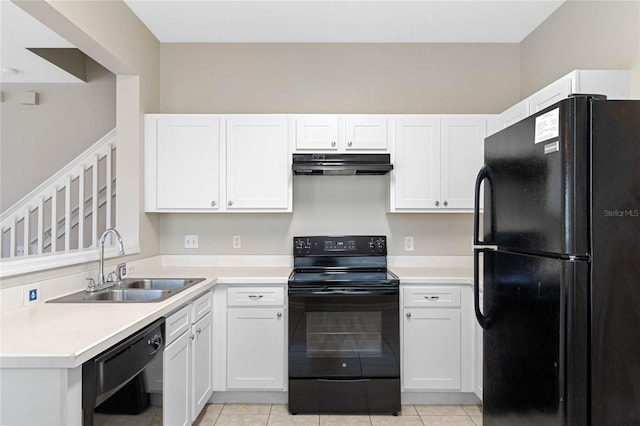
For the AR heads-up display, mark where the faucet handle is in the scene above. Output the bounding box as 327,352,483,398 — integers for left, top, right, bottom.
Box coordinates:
85,278,96,293
115,263,127,281
106,271,117,283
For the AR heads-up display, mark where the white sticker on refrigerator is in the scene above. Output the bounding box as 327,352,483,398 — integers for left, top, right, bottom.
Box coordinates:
535,108,560,144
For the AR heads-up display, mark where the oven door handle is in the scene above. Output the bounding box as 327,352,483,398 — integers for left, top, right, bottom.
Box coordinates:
289,288,398,296
334,289,373,295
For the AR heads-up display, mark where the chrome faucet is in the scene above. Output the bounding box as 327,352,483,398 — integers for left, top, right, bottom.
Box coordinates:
87,228,125,292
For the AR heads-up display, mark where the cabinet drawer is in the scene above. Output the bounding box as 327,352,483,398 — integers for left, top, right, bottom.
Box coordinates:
192,291,213,323
403,286,460,308
166,304,191,345
227,286,285,307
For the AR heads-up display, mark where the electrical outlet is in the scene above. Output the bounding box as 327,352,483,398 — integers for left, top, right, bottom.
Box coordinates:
24,283,41,304
184,235,199,249
232,235,242,249
404,236,415,251
16,245,25,256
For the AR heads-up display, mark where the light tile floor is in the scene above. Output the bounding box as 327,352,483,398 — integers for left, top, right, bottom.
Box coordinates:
94,404,482,426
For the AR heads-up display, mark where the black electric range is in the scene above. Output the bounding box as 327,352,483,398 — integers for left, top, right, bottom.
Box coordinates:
287,235,400,416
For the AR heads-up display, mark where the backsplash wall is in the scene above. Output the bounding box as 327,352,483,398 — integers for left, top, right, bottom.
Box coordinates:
158,176,474,256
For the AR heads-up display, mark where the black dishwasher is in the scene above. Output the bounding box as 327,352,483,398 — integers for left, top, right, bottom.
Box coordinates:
82,318,165,426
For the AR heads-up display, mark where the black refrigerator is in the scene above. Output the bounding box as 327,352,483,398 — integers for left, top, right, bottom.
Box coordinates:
473,94,640,426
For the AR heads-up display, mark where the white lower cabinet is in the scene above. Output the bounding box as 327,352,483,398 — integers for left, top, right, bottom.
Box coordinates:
474,291,484,401
402,285,475,394
402,286,462,390
226,286,286,390
162,291,214,426
404,308,461,390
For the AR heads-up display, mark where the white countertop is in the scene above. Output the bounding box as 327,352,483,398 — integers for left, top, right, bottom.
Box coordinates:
0,262,472,370
391,266,474,285
0,266,290,369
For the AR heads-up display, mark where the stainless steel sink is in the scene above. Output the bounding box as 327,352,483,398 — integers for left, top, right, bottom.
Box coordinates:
47,278,206,303
121,278,205,291
87,289,167,302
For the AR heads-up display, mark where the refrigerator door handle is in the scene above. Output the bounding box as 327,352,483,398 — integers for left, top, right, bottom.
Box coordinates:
473,165,493,246
474,248,492,329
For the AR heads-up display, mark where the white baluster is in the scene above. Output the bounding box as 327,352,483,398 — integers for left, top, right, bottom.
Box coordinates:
78,167,85,249
23,207,30,256
105,145,113,230
50,189,57,253
65,176,71,251
10,217,17,257
91,156,99,247
37,198,44,255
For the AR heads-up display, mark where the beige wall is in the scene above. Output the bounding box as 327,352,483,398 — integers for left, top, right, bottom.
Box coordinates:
1,0,160,289
521,0,640,98
156,43,521,256
160,43,521,114
0,60,116,211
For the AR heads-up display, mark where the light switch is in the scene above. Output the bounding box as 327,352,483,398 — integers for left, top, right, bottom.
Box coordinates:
184,235,198,249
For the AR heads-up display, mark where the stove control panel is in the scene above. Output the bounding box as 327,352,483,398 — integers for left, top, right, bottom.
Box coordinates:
293,236,387,256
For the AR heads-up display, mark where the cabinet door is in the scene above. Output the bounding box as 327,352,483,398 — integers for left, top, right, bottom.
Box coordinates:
498,100,530,130
295,116,338,151
225,116,291,210
153,115,220,210
528,77,572,113
344,116,388,150
474,295,483,400
191,313,213,421
392,117,441,210
227,307,285,389
163,330,192,426
440,117,486,209
403,308,461,390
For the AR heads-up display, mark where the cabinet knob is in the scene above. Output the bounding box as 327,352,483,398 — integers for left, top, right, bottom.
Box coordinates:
443,201,448,207
435,201,440,207
228,201,233,206
211,201,217,207
190,334,195,341
196,328,202,334
331,141,336,147
406,312,411,318
277,312,283,318
347,141,353,147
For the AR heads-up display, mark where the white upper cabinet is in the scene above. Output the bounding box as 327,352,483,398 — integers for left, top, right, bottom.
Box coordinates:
440,117,486,210
496,100,530,132
145,114,292,213
294,115,389,152
225,116,291,211
495,70,632,133
145,115,220,211
392,117,441,209
295,115,339,150
528,77,572,114
344,115,389,150
391,115,489,212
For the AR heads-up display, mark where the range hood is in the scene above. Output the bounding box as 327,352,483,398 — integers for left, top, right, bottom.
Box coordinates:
292,153,393,176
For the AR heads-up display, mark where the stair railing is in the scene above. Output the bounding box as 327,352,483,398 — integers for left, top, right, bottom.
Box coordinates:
0,129,116,259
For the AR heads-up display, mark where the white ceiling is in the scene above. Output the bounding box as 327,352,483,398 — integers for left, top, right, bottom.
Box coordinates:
123,0,565,43
1,0,566,84
0,0,83,83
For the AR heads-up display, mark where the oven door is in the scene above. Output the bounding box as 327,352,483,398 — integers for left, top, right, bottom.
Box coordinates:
288,286,400,380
